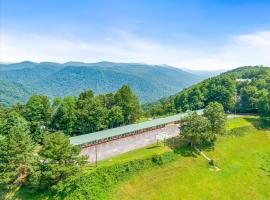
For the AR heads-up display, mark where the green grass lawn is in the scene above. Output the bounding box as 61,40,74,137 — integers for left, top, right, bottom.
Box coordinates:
109,116,270,200
98,143,172,167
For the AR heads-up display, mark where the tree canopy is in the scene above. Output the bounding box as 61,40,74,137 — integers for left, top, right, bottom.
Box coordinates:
180,112,212,147
0,119,34,188
180,102,227,147
29,132,86,191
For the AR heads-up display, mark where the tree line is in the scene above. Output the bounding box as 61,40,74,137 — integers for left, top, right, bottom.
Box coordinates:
0,84,141,143
146,66,270,123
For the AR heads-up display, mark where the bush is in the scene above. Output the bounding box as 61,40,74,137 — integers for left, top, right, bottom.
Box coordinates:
208,159,214,166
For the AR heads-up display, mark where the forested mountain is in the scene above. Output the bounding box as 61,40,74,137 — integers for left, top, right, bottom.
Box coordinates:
0,80,32,106
0,61,205,105
146,66,270,122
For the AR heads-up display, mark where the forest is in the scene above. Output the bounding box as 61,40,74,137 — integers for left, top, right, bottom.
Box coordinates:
145,66,270,123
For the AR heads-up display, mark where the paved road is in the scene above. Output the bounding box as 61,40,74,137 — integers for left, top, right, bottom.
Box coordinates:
81,124,180,163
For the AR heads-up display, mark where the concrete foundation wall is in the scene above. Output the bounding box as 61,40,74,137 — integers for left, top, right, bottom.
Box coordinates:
81,123,180,163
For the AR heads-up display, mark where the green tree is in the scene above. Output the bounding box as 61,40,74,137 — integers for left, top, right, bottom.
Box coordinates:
0,105,9,124
10,103,25,115
258,91,270,123
204,102,227,135
52,97,62,113
76,97,108,134
29,132,86,190
96,93,115,109
188,88,204,110
206,77,236,111
0,111,27,136
180,112,213,147
23,95,52,142
78,90,94,103
107,106,124,128
0,120,34,188
175,92,189,112
52,96,77,135
240,85,259,112
115,84,142,123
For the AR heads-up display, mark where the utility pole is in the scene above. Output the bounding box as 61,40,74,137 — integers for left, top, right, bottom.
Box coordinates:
164,137,166,146
235,90,237,116
95,145,98,167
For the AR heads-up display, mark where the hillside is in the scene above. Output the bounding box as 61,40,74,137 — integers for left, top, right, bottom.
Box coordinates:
0,80,32,106
0,62,205,104
146,66,270,116
110,116,270,200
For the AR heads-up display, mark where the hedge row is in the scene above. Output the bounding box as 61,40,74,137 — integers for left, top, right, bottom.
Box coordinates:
51,152,178,200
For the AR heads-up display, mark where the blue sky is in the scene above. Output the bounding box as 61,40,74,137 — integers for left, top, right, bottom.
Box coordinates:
1,0,270,70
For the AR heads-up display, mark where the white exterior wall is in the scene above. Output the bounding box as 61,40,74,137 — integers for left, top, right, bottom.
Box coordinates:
81,123,180,163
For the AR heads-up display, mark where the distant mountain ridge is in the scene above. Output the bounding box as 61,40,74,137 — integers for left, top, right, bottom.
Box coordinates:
182,68,226,78
0,61,212,106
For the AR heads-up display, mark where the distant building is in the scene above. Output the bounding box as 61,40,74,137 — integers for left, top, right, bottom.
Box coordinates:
236,78,251,83
70,110,203,162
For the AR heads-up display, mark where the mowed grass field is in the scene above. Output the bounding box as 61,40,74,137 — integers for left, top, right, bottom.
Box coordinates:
108,116,270,200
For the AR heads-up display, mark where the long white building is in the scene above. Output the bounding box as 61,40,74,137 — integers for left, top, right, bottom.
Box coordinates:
70,110,203,163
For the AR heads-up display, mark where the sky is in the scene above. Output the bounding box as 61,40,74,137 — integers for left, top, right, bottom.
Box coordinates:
1,0,270,70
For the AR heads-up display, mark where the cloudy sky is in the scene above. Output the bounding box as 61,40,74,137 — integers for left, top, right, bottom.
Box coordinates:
1,0,270,70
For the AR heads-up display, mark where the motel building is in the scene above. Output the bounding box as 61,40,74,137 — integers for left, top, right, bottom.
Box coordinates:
70,110,203,163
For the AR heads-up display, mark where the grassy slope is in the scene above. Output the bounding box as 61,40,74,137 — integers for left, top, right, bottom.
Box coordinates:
98,144,172,167
110,116,270,200
7,116,270,200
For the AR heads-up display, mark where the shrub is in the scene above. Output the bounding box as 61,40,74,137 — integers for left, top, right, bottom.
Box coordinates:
51,152,178,200
208,159,215,166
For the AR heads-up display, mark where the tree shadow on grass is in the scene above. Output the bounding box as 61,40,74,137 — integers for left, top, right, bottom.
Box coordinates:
146,145,161,149
166,137,197,157
244,117,270,130
226,126,252,137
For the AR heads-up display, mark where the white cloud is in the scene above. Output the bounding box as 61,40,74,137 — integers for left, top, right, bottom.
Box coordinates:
1,30,270,70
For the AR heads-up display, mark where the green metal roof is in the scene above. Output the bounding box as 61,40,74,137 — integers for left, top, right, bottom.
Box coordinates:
70,110,203,146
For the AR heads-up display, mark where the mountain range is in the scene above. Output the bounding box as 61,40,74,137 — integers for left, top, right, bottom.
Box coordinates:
0,61,221,106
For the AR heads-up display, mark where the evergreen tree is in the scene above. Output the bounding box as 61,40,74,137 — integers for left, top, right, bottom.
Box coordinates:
29,132,86,191
0,120,34,188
